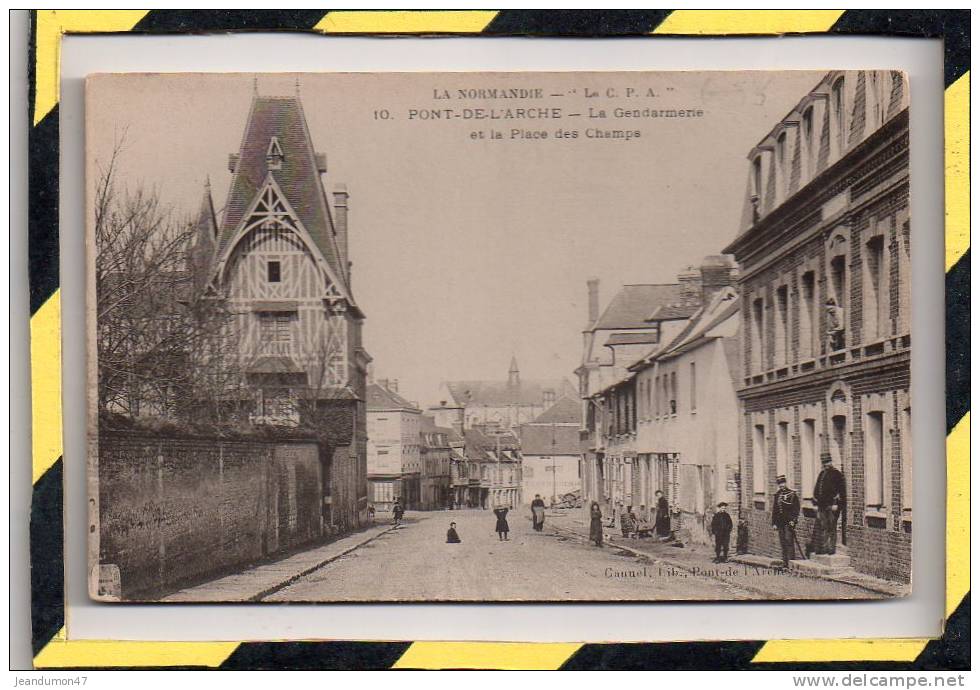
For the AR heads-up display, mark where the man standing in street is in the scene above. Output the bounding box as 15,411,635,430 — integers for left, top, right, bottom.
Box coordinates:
771,475,800,568
710,502,733,563
812,456,846,555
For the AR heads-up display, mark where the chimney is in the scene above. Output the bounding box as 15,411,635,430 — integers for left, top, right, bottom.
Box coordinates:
378,378,389,391
677,266,702,308
587,278,600,326
699,255,738,304
390,379,399,393
333,183,349,280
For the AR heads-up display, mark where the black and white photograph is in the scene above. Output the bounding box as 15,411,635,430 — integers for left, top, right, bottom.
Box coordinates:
86,70,911,603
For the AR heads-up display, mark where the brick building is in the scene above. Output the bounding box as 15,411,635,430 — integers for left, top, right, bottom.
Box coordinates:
724,71,910,582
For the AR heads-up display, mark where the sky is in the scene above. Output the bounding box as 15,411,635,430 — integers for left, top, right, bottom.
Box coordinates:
87,70,823,407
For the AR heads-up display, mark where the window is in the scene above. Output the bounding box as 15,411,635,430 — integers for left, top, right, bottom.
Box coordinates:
830,415,847,469
267,260,281,283
373,482,393,504
800,418,818,499
751,297,765,373
751,156,763,222
801,106,814,178
259,312,293,343
864,234,887,342
669,372,677,415
870,71,887,128
775,285,789,367
776,421,790,487
654,375,661,417
689,362,697,412
776,131,787,200
832,77,846,155
828,255,847,351
646,377,653,418
752,424,767,494
267,136,284,170
865,411,885,508
901,404,912,516
800,272,816,359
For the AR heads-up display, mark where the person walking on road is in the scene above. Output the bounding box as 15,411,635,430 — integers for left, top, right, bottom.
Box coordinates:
392,499,404,527
710,502,733,562
530,494,546,532
493,505,510,541
589,501,604,547
621,506,637,539
811,456,847,555
446,521,461,543
771,475,801,567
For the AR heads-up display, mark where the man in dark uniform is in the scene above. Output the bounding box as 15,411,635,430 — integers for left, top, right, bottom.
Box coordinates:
812,456,846,554
709,502,733,562
771,475,800,567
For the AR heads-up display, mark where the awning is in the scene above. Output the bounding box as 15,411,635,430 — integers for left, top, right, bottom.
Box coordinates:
252,300,299,312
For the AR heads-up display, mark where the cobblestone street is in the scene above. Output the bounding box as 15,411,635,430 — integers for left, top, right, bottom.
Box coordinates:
263,509,888,602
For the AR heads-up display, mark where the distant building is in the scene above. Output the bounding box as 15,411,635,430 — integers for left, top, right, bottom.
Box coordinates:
439,358,576,431
366,380,421,511
519,396,583,505
419,415,453,510
463,427,523,509
725,71,911,582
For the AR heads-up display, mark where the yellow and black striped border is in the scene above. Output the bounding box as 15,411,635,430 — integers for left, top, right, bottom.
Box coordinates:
27,10,970,670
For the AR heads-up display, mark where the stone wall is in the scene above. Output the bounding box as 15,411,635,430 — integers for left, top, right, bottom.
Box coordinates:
98,429,324,599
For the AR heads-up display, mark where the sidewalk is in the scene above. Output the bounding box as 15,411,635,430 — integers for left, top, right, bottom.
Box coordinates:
162,521,398,602
544,512,903,599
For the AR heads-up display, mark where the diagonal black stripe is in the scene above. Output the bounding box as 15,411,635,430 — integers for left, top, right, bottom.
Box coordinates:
831,10,970,88
133,10,329,33
219,641,413,670
485,10,673,35
28,106,59,316
30,459,65,656
914,592,970,670
946,249,969,434
561,640,764,670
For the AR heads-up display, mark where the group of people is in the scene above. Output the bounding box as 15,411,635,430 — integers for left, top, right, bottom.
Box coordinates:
770,455,847,567
587,490,672,547
442,496,549,544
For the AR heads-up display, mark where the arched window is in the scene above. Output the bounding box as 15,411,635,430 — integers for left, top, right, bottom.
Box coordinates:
831,77,846,155
801,106,814,178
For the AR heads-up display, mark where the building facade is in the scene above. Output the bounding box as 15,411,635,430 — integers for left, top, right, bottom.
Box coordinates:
463,427,523,509
366,380,421,511
629,280,741,545
419,415,453,510
190,91,371,531
440,358,576,431
724,70,911,581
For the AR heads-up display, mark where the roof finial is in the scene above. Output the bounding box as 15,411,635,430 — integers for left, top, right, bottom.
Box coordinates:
252,76,258,97
204,174,211,191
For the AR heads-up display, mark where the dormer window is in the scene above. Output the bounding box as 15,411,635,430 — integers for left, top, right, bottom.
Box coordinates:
267,136,284,170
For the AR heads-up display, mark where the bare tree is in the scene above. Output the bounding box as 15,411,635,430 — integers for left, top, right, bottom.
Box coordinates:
95,140,242,423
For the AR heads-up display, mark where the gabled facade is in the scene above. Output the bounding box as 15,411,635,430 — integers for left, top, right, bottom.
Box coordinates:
366,380,421,511
191,92,371,530
419,415,453,510
724,71,911,582
519,396,583,506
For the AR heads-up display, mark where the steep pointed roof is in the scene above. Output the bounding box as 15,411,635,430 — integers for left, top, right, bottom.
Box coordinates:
590,284,681,330
366,382,420,412
530,395,582,425
188,180,218,291
218,94,349,295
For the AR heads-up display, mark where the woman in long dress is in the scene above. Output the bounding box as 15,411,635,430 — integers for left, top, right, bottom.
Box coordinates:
530,494,546,532
493,505,510,541
589,501,603,547
654,490,671,538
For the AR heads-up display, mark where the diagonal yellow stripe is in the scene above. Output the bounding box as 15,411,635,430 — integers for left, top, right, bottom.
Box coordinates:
945,72,970,270
316,11,498,34
653,10,844,35
946,413,969,619
753,638,929,664
33,10,149,126
34,628,239,669
31,290,63,483
393,642,582,670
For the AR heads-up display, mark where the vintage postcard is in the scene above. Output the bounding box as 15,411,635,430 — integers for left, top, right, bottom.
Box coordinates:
86,71,910,603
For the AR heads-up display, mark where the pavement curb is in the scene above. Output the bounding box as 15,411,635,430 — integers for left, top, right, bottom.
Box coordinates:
250,524,399,602
546,520,897,599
